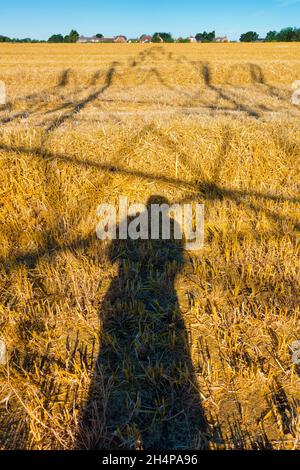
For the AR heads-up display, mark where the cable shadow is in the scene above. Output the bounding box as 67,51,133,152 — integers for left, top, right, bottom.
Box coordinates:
248,64,290,103
198,63,261,118
0,69,83,126
0,132,299,230
44,63,119,132
1,47,295,130
0,111,30,125
177,180,300,232
1,130,299,277
1,69,73,111
2,132,298,201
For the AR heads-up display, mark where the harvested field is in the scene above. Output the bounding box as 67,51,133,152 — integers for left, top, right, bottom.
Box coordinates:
0,43,299,450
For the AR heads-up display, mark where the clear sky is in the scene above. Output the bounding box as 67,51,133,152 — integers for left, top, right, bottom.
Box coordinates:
1,0,300,40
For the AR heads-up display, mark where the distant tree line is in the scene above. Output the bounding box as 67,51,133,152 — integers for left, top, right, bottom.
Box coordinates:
0,30,80,43
2,27,300,44
195,31,215,42
240,27,300,42
150,31,216,43
0,30,215,44
265,27,300,42
240,31,259,42
0,35,45,43
47,30,79,43
152,33,174,43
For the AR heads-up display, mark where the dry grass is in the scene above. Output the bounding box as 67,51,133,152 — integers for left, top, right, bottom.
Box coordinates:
0,43,299,450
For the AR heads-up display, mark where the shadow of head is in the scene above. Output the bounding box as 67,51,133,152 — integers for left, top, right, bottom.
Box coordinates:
144,195,183,245
146,194,170,207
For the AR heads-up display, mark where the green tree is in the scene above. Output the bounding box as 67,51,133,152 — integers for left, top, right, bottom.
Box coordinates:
0,35,11,42
96,33,103,39
152,32,174,43
48,34,64,43
277,27,300,42
240,31,259,42
177,37,190,43
265,31,278,42
68,29,79,43
295,28,300,41
195,31,215,42
152,34,161,43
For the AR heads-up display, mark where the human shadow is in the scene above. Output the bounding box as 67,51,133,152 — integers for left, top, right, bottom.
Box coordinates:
76,195,210,450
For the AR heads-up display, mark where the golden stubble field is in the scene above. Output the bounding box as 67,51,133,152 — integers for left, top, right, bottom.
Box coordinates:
0,43,299,449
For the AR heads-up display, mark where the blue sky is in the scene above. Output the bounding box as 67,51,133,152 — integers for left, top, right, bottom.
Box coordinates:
1,0,300,40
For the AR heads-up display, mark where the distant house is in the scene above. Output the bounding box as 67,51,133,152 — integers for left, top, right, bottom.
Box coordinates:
215,36,229,43
189,36,197,43
77,35,127,44
100,38,115,43
77,36,102,43
140,35,152,43
114,35,127,43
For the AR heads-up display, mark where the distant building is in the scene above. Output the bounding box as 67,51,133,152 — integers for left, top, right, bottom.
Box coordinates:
77,35,127,44
100,38,116,43
114,35,127,43
215,36,229,43
140,35,152,43
77,36,102,43
189,36,197,43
